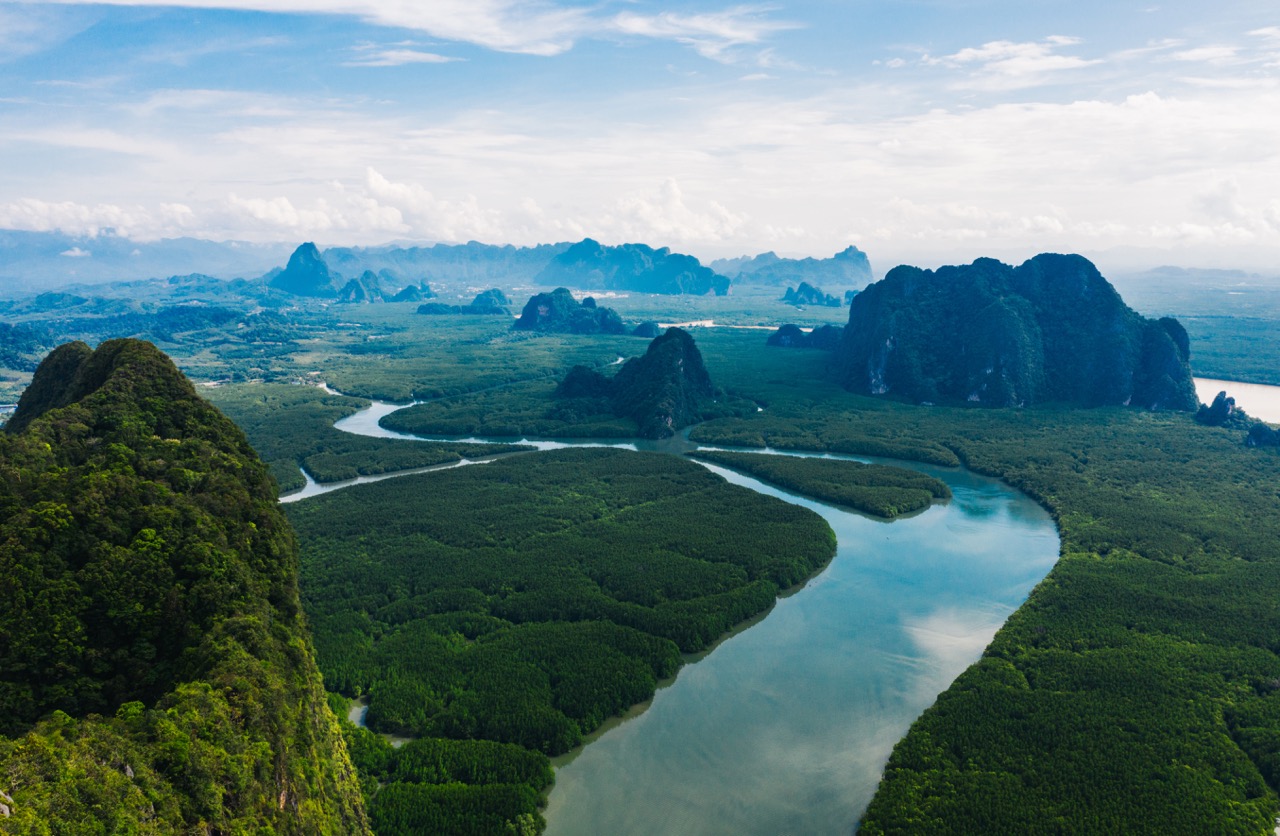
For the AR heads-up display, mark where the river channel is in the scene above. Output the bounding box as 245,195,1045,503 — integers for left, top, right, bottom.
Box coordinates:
289,395,1061,833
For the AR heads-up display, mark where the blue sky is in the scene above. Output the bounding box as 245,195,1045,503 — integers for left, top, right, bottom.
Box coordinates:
2,0,1280,270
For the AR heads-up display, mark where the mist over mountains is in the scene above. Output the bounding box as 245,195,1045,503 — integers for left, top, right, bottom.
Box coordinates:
0,231,887,299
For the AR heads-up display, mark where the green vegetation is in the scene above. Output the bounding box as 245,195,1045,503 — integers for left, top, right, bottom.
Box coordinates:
0,339,368,833
383,377,640,439
687,449,950,518
684,352,1280,834
204,382,527,493
285,447,834,832
337,720,554,836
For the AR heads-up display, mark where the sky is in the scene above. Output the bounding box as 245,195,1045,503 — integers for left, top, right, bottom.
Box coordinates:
2,0,1280,272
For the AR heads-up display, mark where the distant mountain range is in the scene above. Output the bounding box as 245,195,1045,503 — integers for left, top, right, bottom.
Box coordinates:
0,230,293,292
711,246,872,288
535,238,730,296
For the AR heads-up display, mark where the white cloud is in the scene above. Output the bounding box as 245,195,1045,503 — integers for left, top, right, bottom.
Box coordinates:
60,247,90,257
1172,45,1241,65
33,0,795,60
611,6,800,63
598,178,748,244
925,36,1103,90
0,198,192,239
344,42,463,67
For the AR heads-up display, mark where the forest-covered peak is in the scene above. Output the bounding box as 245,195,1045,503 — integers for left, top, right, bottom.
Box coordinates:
836,253,1198,410
0,338,368,832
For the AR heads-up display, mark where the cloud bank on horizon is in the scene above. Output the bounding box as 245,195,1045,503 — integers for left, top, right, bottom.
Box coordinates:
2,0,1279,270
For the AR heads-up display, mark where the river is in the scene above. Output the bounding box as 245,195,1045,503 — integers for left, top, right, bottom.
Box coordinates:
297,393,1061,833
1194,377,1280,423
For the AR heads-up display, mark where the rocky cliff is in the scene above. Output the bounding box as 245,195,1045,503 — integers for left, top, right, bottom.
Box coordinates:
834,254,1198,409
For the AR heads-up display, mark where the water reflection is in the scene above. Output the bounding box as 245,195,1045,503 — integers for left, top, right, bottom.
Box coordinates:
316,393,1060,835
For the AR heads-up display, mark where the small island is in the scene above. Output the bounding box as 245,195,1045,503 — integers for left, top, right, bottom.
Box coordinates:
687,450,951,519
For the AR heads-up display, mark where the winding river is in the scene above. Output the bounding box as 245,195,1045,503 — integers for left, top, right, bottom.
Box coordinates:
288,395,1061,833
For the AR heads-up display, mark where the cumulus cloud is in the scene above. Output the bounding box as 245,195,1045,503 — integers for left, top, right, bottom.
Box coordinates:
598,178,748,244
0,198,194,239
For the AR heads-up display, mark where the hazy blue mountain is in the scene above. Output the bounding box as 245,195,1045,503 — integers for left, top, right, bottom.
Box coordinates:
835,253,1198,409
268,242,341,297
337,270,386,303
711,246,872,288
0,229,292,292
324,240,571,286
535,238,730,296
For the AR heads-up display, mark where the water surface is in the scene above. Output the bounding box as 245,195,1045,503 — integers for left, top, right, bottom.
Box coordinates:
1195,377,1280,423
317,393,1061,833
544,461,1057,835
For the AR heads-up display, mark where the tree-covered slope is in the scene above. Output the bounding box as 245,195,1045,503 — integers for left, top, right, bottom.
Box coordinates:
836,253,1197,409
0,339,369,833
288,447,835,833
688,363,1280,834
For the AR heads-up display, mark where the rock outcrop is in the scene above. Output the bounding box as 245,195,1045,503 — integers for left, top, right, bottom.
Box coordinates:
555,327,716,438
512,287,625,334
834,254,1198,409
782,282,843,307
268,242,341,297
767,323,844,350
417,288,512,316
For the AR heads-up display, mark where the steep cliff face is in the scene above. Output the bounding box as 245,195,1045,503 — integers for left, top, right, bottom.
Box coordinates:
0,339,368,833
611,327,715,438
834,254,1197,409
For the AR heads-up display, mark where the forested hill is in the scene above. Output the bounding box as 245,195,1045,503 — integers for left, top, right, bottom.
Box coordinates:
835,253,1198,409
0,339,369,833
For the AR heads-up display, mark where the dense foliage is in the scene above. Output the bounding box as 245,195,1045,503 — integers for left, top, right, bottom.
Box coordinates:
0,322,51,372
336,719,553,836
285,447,833,832
0,339,368,832
205,382,527,493
836,254,1198,409
687,449,950,518
689,353,1280,834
